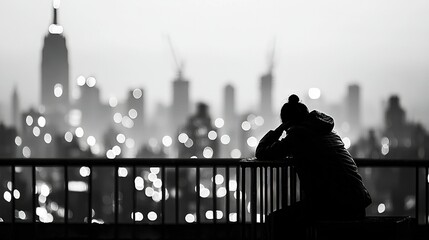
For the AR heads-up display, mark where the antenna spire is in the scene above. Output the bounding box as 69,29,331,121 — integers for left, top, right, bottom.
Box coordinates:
49,0,64,34
53,0,60,24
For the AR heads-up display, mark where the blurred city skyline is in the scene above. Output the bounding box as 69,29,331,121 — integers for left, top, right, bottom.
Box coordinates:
0,1,428,228
1,0,429,129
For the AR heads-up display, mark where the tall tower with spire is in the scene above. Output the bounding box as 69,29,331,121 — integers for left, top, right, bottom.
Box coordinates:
41,0,69,131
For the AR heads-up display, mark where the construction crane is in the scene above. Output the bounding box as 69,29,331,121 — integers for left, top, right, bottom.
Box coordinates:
267,38,276,74
166,35,185,78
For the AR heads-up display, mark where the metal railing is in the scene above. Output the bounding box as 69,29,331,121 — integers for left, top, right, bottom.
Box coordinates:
357,158,429,225
0,158,428,239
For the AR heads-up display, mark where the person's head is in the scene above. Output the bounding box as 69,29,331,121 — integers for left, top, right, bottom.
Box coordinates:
280,94,309,125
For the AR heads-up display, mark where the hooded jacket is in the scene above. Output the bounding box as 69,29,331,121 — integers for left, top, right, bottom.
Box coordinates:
256,111,371,216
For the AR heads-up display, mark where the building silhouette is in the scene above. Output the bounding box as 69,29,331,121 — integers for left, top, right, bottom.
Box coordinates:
259,44,276,132
0,123,17,157
222,84,238,157
177,103,218,158
126,88,145,145
76,78,111,148
171,72,190,132
385,95,406,140
11,85,20,133
259,71,273,128
223,84,236,129
20,109,47,158
41,1,69,132
346,84,361,141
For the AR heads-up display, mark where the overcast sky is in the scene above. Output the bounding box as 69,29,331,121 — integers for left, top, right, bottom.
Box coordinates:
1,0,429,128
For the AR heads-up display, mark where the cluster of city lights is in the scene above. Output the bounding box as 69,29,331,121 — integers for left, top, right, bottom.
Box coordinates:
130,211,157,222
15,70,268,160
34,181,68,223
15,115,55,158
132,167,168,207
14,75,145,159
3,181,21,204
172,114,264,159
0,169,60,223
241,114,264,149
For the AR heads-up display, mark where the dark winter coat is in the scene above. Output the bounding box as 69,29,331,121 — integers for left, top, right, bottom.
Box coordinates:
256,111,371,218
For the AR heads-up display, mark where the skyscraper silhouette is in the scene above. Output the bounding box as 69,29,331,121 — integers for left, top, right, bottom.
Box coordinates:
41,1,69,132
260,72,273,118
259,44,276,130
178,103,218,158
127,88,145,144
385,95,406,141
77,78,109,142
222,84,238,156
346,84,361,140
167,36,190,133
11,85,20,132
223,84,236,129
172,72,190,131
259,69,276,135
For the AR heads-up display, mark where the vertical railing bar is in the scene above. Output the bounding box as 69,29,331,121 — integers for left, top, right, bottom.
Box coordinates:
270,167,273,213
281,167,287,208
32,166,36,221
133,165,137,240
264,166,268,220
161,166,166,225
175,165,179,224
213,165,217,240
251,166,257,240
32,165,37,238
290,166,296,205
259,167,263,224
196,166,201,224
276,167,280,210
11,165,15,236
426,167,428,225
226,166,230,224
241,166,246,239
88,165,92,239
416,167,419,223
236,166,240,226
114,165,119,238
213,165,217,223
64,165,69,239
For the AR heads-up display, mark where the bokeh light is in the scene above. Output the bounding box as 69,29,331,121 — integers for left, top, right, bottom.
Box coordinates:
215,118,224,128
162,136,172,147
133,89,143,99
308,88,321,99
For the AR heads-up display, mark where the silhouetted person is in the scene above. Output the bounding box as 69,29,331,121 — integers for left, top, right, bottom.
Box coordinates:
256,95,371,240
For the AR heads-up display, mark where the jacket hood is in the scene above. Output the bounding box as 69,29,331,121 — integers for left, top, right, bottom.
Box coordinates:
301,110,334,134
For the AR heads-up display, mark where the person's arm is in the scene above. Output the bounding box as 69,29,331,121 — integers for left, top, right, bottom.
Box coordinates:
255,123,295,160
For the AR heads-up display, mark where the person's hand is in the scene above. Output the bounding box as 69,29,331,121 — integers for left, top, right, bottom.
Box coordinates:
275,120,295,132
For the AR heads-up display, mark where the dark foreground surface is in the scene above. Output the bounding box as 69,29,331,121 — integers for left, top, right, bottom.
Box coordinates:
0,218,428,240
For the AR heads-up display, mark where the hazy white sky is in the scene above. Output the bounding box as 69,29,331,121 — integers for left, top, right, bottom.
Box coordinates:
1,0,429,128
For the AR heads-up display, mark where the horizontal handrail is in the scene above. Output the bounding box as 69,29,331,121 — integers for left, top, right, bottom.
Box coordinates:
0,158,428,167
